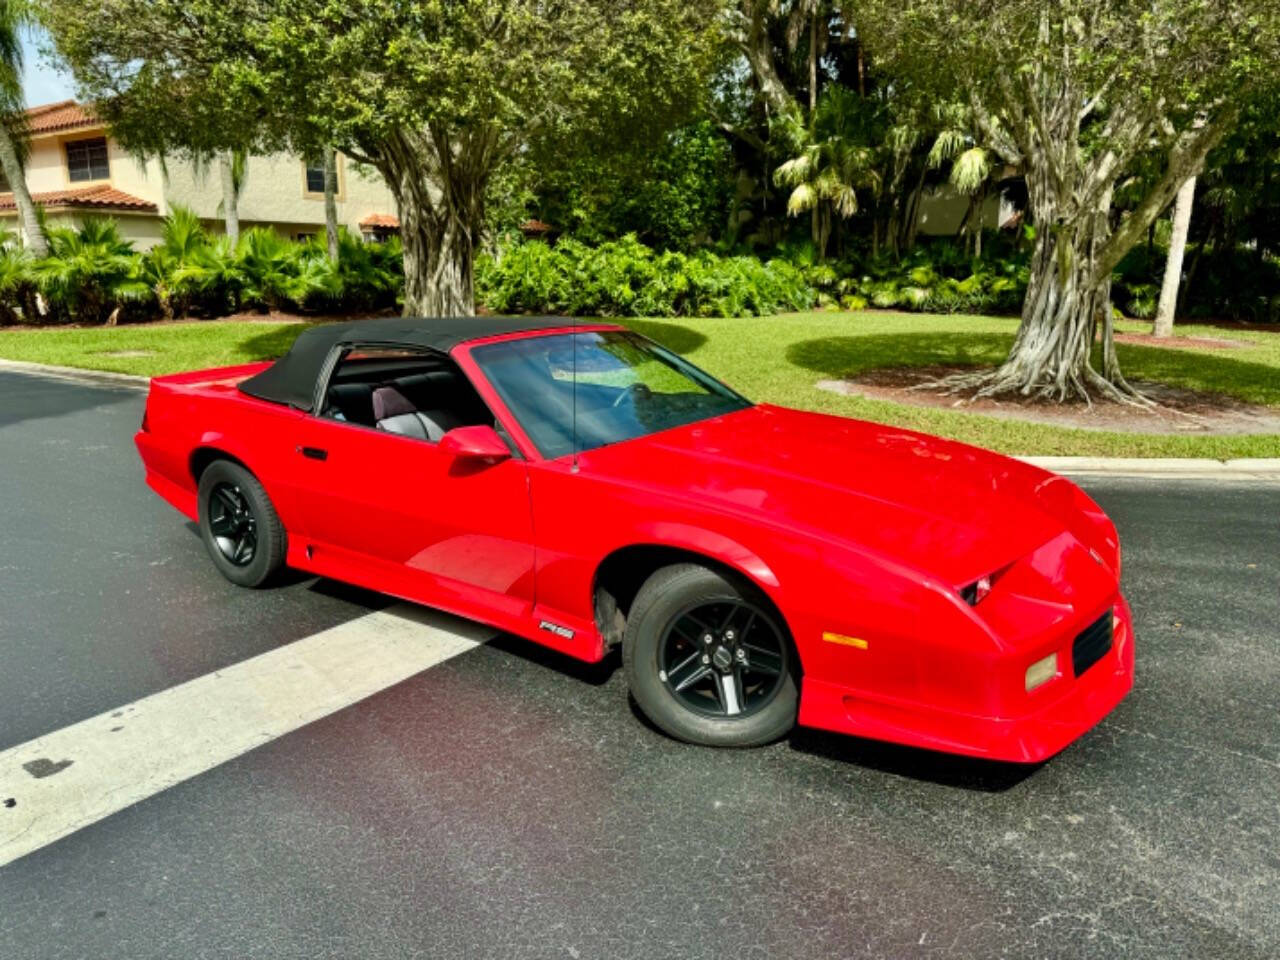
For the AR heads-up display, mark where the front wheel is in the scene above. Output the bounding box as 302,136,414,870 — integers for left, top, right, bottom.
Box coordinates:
197,460,286,588
623,564,798,747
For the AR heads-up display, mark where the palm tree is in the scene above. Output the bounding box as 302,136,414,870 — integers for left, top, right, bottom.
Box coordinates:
31,216,150,323
0,231,31,322
234,226,336,312
774,84,880,260
174,234,245,313
139,204,208,318
919,102,1005,258
0,0,48,257
784,0,828,247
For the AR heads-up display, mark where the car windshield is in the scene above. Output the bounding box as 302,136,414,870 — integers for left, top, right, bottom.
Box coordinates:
470,330,751,459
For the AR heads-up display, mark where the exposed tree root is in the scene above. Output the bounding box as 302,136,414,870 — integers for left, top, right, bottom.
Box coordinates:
910,363,1159,410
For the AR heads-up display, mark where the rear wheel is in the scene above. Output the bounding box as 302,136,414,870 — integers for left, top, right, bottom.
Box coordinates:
197,460,285,588
623,564,798,747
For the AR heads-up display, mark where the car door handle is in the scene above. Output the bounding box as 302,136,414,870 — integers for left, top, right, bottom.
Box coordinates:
297,446,328,461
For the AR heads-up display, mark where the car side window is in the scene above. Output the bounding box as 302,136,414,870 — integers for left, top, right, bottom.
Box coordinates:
319,347,498,445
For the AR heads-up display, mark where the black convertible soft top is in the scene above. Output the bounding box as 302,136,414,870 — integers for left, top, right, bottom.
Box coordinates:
239,315,575,411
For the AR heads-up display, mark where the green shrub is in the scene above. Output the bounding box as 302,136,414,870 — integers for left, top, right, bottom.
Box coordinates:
30,217,152,324
174,235,245,315
1123,283,1159,320
1114,240,1280,322
297,229,403,311
1,211,408,325
476,234,814,318
0,244,36,324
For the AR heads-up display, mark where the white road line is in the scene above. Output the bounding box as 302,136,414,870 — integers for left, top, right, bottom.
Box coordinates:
0,604,492,868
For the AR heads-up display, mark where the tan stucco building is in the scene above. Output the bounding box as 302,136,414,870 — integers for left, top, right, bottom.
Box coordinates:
0,101,401,249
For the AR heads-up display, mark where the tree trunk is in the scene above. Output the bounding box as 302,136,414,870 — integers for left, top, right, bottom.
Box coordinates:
932,180,1144,405
323,147,340,262
377,128,487,317
218,152,241,245
399,205,473,316
808,12,818,117
740,1,802,124
903,168,927,252
0,122,49,258
1179,214,1214,316
885,193,900,259
986,227,1115,400
1256,163,1272,266
815,205,831,261
1153,174,1196,338
805,11,821,257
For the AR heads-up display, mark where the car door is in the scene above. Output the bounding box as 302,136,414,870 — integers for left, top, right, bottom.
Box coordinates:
290,408,537,625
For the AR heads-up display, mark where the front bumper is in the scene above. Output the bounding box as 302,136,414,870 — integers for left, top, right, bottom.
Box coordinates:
797,595,1135,763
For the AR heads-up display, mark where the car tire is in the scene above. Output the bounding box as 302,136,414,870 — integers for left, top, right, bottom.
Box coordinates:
623,563,798,747
197,460,286,588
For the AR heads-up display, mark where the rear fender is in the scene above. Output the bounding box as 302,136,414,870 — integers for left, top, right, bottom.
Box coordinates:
191,430,259,484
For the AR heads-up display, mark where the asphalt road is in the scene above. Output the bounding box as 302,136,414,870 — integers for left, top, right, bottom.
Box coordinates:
0,368,1277,960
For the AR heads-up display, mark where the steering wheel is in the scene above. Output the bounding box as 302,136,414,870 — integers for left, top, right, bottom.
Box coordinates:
611,382,652,409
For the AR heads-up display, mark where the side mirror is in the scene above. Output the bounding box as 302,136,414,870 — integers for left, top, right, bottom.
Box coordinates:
439,425,512,463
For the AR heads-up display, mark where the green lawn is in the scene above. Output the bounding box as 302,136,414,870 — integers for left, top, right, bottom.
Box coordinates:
2,312,1279,457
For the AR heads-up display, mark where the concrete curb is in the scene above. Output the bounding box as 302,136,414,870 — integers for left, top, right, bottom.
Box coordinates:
1021,456,1280,480
0,358,149,389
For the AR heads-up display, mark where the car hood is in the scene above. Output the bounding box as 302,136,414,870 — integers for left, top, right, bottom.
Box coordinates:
577,404,1070,586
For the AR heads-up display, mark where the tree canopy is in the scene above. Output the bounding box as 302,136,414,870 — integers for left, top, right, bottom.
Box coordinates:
41,0,726,314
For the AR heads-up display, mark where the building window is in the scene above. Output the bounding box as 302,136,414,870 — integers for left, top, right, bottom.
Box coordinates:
304,161,326,194
66,137,111,182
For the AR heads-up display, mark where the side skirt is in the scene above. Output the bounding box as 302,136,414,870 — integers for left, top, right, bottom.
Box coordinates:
284,539,608,664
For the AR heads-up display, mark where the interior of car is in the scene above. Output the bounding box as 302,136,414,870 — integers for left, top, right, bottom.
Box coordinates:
320,347,499,445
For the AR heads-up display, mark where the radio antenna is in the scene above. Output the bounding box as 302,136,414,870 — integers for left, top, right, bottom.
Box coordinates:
570,312,579,473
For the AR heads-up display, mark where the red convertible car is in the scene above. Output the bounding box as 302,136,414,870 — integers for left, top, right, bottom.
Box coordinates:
135,316,1133,761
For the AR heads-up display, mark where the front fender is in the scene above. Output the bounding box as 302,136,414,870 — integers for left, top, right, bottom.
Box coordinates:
627,520,781,590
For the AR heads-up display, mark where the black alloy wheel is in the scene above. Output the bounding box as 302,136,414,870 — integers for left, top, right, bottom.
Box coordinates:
623,563,799,747
197,459,286,588
208,482,258,567
659,599,787,718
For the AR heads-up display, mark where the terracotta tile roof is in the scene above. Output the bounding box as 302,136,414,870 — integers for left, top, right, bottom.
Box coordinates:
358,213,400,229
0,186,157,213
519,218,554,234
24,100,100,135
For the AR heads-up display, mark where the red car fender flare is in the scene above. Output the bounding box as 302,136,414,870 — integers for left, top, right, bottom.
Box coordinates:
626,520,781,593
189,431,261,488
602,523,805,671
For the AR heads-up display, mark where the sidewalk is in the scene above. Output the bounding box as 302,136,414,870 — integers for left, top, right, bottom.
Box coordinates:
1022,456,1280,480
